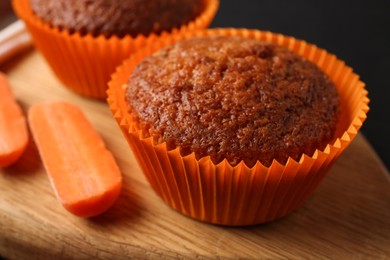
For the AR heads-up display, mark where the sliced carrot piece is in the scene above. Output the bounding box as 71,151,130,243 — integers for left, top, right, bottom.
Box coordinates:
28,101,122,217
0,72,29,167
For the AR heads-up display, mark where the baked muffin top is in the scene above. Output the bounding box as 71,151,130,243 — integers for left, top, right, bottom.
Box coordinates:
29,0,203,38
126,36,340,167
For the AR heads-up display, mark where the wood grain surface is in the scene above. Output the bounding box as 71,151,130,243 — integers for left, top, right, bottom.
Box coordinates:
1,50,389,259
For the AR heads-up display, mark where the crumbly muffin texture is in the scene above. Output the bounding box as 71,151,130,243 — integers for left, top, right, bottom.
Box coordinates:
29,0,203,38
126,36,340,167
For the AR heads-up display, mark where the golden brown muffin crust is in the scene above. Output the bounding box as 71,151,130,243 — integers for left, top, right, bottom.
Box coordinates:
126,36,340,167
29,0,203,38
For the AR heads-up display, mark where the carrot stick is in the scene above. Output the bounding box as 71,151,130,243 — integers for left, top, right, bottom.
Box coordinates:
0,72,29,167
28,101,122,217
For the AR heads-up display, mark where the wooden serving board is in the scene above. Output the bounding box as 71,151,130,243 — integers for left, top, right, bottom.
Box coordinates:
1,50,389,259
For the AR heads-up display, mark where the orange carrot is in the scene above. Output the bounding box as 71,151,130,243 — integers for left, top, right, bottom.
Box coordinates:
28,101,122,217
0,72,29,167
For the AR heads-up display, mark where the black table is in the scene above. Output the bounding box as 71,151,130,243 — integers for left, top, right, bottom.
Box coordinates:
211,0,390,169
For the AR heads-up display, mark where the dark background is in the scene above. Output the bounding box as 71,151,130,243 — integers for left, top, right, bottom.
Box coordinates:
211,0,390,170
1,0,389,170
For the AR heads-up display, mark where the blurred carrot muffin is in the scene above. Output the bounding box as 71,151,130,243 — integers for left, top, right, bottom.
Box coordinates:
14,0,217,99
126,36,340,167
29,0,204,38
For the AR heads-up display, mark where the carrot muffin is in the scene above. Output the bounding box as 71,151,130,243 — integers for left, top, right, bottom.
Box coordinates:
126,36,340,167
109,29,368,225
14,0,217,99
29,0,204,38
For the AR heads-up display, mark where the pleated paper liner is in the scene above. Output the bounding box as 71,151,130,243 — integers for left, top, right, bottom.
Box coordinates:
107,29,369,226
12,0,219,99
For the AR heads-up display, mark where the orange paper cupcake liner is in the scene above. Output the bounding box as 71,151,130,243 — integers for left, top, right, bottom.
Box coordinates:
107,29,369,226
12,0,219,99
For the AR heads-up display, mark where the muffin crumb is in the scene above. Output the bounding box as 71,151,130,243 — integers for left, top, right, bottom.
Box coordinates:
29,0,203,38
126,36,340,167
